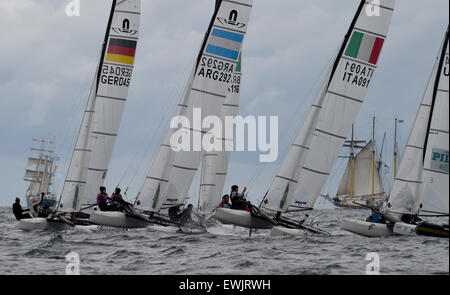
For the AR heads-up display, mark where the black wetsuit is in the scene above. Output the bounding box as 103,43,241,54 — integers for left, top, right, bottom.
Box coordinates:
230,191,247,210
177,209,192,225
168,206,181,222
13,203,32,220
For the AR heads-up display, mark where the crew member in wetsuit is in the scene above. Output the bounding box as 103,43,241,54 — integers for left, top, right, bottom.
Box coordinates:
230,185,249,210
110,187,133,213
177,204,193,225
96,186,114,211
366,209,386,224
401,213,422,224
168,205,182,222
12,197,32,220
219,195,232,208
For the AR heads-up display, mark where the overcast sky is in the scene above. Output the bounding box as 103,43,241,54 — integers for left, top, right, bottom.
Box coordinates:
0,0,448,207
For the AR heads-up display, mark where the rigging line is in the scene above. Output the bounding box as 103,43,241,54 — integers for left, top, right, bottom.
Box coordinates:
125,62,194,191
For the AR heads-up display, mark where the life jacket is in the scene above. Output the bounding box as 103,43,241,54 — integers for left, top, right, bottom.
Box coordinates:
110,194,123,205
96,193,109,206
244,204,250,212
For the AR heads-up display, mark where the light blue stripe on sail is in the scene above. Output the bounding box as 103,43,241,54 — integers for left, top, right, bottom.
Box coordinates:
205,44,239,60
211,28,244,43
206,28,243,60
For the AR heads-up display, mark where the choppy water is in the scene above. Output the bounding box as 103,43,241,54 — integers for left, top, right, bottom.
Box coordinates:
0,207,448,275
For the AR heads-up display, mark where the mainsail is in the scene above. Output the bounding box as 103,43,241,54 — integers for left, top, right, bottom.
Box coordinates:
262,0,395,213
386,26,449,218
58,0,140,213
336,140,385,199
198,55,243,214
135,0,253,213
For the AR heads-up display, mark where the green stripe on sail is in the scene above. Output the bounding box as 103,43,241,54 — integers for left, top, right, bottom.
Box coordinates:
345,31,364,59
235,53,241,73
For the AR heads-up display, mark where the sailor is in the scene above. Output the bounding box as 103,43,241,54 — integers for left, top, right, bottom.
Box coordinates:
110,187,132,212
219,195,232,208
366,209,385,224
230,185,248,210
401,213,422,224
169,205,182,222
96,186,113,211
177,204,193,225
12,197,32,220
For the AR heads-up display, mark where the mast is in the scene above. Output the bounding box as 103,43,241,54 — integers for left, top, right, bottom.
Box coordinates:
371,116,375,202
350,124,354,200
393,117,398,179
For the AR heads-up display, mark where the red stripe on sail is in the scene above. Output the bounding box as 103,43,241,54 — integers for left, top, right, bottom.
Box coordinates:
369,37,384,65
107,45,136,57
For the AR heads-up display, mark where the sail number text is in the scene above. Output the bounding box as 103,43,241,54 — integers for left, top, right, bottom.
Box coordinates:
198,57,240,86
342,61,374,88
101,64,133,87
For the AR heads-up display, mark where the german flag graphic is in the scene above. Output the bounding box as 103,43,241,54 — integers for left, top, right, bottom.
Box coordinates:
105,38,137,65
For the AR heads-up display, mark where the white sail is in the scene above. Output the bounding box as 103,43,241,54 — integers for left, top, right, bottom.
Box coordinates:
198,56,242,213
421,36,449,214
262,0,395,212
385,29,448,218
135,0,253,212
58,0,141,212
336,140,384,198
261,66,332,212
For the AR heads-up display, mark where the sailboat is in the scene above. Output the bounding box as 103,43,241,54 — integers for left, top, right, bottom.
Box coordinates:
89,0,253,230
215,0,395,236
17,0,141,231
341,25,449,238
325,122,386,209
24,137,58,217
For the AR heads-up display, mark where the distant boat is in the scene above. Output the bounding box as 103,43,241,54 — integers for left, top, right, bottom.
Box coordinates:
24,137,58,216
341,24,449,238
325,122,387,209
215,0,395,237
17,0,141,230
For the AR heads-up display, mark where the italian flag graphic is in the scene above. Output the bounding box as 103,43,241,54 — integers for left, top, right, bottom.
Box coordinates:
345,31,384,65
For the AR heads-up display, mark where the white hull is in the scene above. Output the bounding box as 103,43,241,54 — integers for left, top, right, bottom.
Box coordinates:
341,218,394,237
393,222,417,236
17,218,48,231
16,217,71,231
89,211,149,229
214,208,273,229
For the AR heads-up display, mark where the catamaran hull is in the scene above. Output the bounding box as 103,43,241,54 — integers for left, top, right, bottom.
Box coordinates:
393,222,417,236
341,218,394,237
89,211,148,229
214,208,273,229
16,218,71,231
415,222,449,238
17,218,49,231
